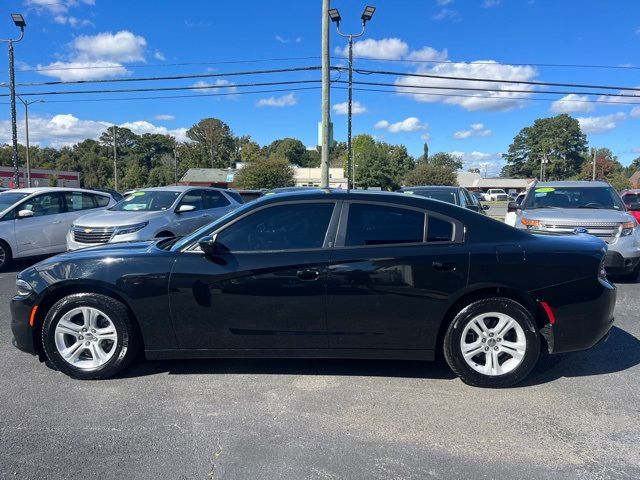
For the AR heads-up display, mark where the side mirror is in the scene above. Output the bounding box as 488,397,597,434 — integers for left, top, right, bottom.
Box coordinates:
177,204,196,213
198,234,218,256
507,201,520,213
18,209,34,218
482,204,490,210
628,202,640,212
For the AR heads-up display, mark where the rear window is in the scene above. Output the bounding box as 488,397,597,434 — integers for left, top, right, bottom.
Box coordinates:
404,189,458,205
345,203,425,247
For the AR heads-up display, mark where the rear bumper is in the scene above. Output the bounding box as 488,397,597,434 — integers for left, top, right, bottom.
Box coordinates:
533,277,616,354
10,296,37,355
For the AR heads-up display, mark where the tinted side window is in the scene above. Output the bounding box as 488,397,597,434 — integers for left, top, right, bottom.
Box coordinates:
217,203,334,252
19,193,63,217
204,190,231,209
178,190,204,211
64,192,98,211
345,203,424,247
427,216,454,242
94,194,111,207
224,190,243,204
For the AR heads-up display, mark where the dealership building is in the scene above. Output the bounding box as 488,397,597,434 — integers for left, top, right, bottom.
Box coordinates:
0,167,80,188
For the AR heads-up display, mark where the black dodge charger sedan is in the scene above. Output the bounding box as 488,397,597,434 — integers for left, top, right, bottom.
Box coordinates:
11,190,616,387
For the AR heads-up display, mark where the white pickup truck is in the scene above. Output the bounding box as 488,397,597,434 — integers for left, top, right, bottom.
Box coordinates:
482,189,509,201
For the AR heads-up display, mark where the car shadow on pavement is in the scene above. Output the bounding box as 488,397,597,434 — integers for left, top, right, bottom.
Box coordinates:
121,356,458,381
519,326,640,387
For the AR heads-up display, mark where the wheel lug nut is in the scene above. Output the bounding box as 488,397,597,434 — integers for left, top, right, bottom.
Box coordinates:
79,335,84,340
85,341,90,346
494,346,499,351
497,338,501,342
82,328,87,332
489,333,494,337
484,347,489,351
481,338,486,343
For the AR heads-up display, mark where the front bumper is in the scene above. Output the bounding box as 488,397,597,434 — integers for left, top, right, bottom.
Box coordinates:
10,295,38,355
604,251,640,275
534,277,616,355
66,229,150,251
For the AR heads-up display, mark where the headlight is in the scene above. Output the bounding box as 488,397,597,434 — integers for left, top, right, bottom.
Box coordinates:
521,217,540,229
620,221,636,237
114,222,149,236
16,279,33,297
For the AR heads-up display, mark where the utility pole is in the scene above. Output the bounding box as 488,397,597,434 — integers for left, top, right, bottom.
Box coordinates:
320,0,331,188
592,148,597,181
329,6,376,189
2,14,26,189
112,126,118,191
174,141,179,185
18,97,43,188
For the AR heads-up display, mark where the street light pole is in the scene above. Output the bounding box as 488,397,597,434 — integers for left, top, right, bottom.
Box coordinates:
1,14,26,189
17,97,43,188
329,5,375,190
112,125,118,191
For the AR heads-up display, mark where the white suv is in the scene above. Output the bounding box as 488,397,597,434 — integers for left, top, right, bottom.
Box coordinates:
0,188,117,270
483,189,509,201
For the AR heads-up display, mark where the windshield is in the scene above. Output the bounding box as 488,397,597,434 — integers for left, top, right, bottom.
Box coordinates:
171,201,255,251
622,193,640,205
526,186,625,210
109,191,180,212
0,192,29,212
405,190,458,205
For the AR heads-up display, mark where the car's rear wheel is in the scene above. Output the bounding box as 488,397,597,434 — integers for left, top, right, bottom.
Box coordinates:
444,297,540,388
0,240,12,271
41,293,139,380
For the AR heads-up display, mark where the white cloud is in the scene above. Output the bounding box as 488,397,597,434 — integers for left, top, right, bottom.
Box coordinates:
577,112,627,134
631,107,640,118
421,132,431,141
192,79,237,94
454,122,492,139
396,60,538,111
436,0,454,5
0,113,188,147
451,151,504,176
433,8,458,20
72,31,146,62
28,0,95,14
295,37,303,43
375,117,428,133
35,61,129,82
256,93,298,107
154,114,175,121
118,121,188,142
332,101,367,115
596,85,640,105
406,46,449,62
482,0,502,7
636,27,640,35
275,35,289,44
35,30,149,81
153,50,166,61
52,15,93,27
335,38,409,60
550,94,594,113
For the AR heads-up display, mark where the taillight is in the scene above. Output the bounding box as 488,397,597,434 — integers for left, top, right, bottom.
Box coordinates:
598,257,607,280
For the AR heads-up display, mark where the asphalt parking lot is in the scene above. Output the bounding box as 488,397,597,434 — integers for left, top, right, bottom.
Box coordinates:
0,260,639,480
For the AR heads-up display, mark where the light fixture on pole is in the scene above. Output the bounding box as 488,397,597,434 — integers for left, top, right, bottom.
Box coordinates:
330,5,376,189
1,14,26,189
17,96,44,188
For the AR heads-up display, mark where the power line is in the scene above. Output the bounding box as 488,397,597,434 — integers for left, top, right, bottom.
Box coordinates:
19,56,322,73
347,67,640,93
3,79,322,97
343,80,640,99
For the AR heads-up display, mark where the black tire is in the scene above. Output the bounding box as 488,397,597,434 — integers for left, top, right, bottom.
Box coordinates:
443,297,540,388
0,240,12,271
41,293,139,380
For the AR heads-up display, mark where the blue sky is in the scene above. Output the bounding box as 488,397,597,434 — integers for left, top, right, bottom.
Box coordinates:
1,0,639,176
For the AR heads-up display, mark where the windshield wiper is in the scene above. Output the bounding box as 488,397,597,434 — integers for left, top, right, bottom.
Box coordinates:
577,205,605,209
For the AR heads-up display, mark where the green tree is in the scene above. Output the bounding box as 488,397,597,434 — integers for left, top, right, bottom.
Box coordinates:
186,118,236,168
236,135,263,162
502,114,587,179
352,135,395,190
403,162,458,187
429,152,463,170
266,138,308,166
234,158,295,189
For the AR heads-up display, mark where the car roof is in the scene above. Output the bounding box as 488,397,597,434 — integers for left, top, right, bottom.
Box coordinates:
132,186,226,192
534,180,611,188
6,187,111,195
398,186,459,191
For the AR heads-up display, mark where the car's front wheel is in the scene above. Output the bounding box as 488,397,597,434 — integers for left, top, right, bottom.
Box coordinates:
41,293,139,380
0,240,12,271
444,297,540,388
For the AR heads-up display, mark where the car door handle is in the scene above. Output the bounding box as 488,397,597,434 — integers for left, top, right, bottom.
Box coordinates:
432,261,456,272
297,269,320,281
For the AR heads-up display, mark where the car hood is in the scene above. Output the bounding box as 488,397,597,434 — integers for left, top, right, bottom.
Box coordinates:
74,209,167,227
523,208,633,224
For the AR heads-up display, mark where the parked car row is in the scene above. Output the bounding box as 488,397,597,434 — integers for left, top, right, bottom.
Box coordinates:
0,186,246,270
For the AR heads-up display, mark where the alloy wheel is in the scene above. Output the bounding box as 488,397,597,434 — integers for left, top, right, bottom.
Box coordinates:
54,307,118,370
460,312,527,376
